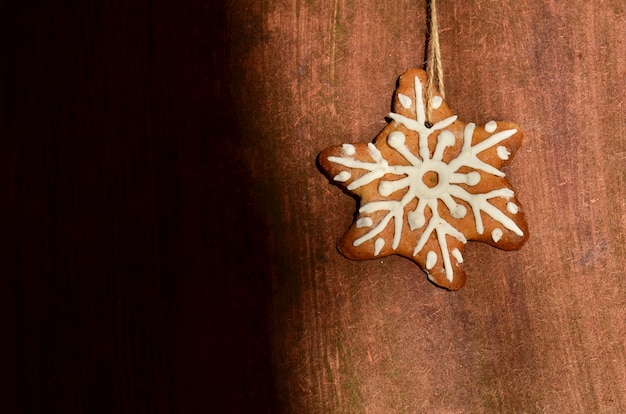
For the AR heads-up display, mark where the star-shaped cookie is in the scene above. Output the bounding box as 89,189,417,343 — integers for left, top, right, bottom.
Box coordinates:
319,68,529,290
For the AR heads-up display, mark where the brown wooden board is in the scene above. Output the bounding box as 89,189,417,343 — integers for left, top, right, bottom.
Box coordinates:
5,0,625,412
228,0,626,412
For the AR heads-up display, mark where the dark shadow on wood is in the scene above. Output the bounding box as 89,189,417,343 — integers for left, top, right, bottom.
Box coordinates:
4,1,277,412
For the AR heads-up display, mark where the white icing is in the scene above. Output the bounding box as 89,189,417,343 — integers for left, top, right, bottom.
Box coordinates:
334,171,351,182
387,131,406,147
398,93,412,109
506,201,519,214
327,75,523,282
491,228,503,243
496,146,510,160
426,251,437,269
374,238,385,255
451,248,463,263
431,96,443,109
356,217,373,228
466,172,481,186
342,144,356,156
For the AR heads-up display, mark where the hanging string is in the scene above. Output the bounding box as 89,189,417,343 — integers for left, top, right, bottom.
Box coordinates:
426,0,445,122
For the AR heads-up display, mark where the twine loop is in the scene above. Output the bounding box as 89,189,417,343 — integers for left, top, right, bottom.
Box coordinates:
426,0,444,122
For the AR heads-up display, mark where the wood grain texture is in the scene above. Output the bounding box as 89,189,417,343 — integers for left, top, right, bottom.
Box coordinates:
229,0,626,412
5,0,625,413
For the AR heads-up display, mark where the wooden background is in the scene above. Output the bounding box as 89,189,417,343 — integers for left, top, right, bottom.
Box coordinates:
5,0,625,413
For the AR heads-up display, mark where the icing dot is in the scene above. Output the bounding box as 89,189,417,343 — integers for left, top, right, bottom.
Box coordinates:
388,131,406,148
378,181,394,196
451,204,467,219
334,171,351,182
506,202,519,214
374,238,385,256
485,120,497,133
466,171,481,186
426,251,437,269
438,130,456,147
451,248,464,263
496,146,510,160
342,144,356,156
356,217,373,228
398,93,412,109
408,210,426,229
431,96,443,109
492,228,503,243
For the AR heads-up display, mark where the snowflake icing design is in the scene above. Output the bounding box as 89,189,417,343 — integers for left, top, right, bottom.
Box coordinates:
319,69,528,290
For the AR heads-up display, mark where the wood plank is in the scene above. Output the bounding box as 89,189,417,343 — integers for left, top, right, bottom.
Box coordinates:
5,0,625,412
229,0,626,411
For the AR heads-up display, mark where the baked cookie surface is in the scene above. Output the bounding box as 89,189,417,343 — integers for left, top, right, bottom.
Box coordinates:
319,68,529,290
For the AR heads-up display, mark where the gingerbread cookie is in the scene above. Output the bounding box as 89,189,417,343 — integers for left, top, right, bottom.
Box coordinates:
319,68,529,290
